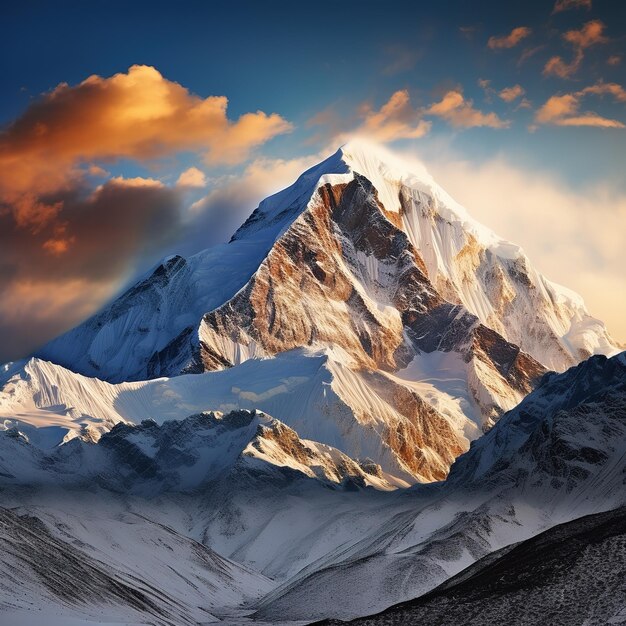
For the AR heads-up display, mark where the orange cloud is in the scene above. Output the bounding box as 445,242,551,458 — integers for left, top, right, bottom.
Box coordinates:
425,90,509,128
552,0,592,13
535,82,626,127
563,19,607,48
353,90,431,142
543,20,608,78
608,55,621,66
176,167,207,188
499,85,525,102
0,175,184,361
488,27,531,50
0,64,291,258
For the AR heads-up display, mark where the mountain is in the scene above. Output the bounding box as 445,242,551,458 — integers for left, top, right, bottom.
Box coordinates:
38,141,617,384
16,140,618,485
0,408,395,491
321,506,626,626
1,141,623,624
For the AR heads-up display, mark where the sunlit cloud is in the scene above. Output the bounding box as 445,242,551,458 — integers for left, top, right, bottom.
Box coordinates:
425,90,509,128
607,55,622,66
353,90,431,141
176,166,207,188
499,85,525,103
0,64,291,257
517,44,546,66
0,175,184,361
535,82,626,127
307,91,431,145
544,20,608,78
487,26,531,50
552,0,592,13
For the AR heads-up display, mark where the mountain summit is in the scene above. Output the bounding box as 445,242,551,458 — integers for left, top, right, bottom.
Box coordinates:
20,140,620,483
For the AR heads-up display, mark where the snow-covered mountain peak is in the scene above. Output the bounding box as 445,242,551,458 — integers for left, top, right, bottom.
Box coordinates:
25,141,620,484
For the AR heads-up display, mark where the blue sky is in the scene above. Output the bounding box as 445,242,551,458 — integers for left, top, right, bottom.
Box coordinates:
0,0,624,359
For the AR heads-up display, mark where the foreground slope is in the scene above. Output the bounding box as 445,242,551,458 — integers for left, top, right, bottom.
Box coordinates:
253,352,626,621
324,506,626,626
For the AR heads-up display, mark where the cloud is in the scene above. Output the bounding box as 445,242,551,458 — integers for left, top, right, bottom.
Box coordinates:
381,44,421,76
311,88,507,143
477,79,496,102
425,90,509,128
425,155,626,343
308,91,431,145
352,90,431,142
176,166,207,188
0,64,294,360
0,176,184,361
0,279,115,365
608,55,622,66
459,25,477,40
580,82,626,101
499,85,525,102
543,20,608,78
552,0,592,13
517,45,546,66
535,82,626,127
563,18,607,48
488,26,531,50
0,64,291,252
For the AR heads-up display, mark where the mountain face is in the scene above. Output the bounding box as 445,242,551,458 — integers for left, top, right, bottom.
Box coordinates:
39,141,617,386
26,141,618,485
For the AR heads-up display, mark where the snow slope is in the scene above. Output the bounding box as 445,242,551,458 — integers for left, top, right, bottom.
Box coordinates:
0,350,478,483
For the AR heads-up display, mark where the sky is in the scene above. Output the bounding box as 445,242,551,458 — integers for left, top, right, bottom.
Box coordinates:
0,0,625,362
